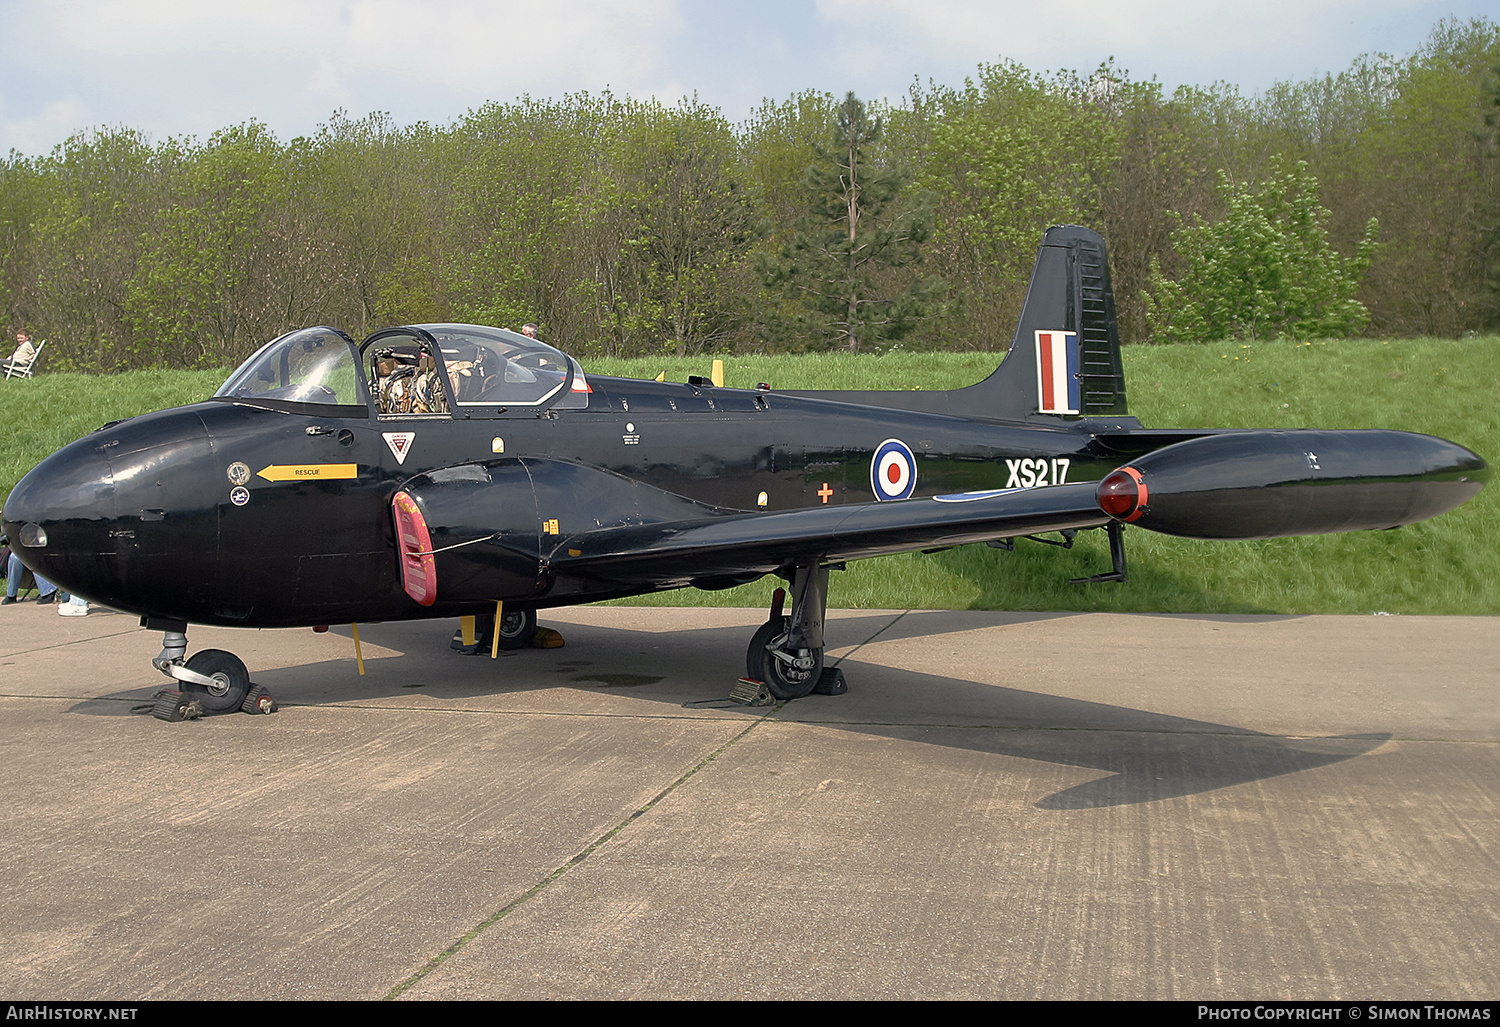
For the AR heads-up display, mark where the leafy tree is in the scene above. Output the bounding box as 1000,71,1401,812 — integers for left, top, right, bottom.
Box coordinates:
901,62,1131,347
740,91,839,241
447,95,614,349
30,127,165,371
1349,18,1500,335
757,92,949,353
0,155,46,338
1144,158,1378,342
603,99,759,355
125,122,304,367
303,112,457,334
1098,80,1254,343
915,65,1111,281
1473,59,1500,329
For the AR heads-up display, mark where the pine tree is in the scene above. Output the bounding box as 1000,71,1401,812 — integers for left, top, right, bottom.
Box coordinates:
757,92,950,352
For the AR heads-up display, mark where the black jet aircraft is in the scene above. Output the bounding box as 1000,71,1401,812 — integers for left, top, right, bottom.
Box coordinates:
3,226,1488,714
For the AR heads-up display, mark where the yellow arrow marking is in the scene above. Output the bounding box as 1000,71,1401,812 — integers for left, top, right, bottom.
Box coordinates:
256,463,358,482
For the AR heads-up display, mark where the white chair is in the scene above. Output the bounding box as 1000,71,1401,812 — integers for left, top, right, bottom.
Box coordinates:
4,339,43,379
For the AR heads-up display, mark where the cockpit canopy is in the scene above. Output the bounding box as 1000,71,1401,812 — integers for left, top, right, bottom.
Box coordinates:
215,327,366,413
373,324,589,412
214,323,589,416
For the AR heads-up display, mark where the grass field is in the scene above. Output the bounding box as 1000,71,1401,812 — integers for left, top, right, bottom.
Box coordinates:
2,337,1496,614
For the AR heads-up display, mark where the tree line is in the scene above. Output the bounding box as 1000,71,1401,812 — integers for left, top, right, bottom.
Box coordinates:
1,17,1497,372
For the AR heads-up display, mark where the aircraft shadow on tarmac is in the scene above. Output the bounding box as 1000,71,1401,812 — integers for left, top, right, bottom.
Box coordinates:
68,610,1387,811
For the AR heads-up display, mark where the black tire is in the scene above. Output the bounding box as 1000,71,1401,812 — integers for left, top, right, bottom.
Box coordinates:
746,617,821,700
181,649,251,715
496,607,537,649
474,607,537,651
745,616,782,679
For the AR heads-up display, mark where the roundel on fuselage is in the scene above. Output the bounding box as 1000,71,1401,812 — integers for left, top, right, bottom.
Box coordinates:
871,439,917,501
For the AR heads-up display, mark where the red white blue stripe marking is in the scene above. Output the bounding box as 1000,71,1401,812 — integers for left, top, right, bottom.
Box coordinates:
1035,330,1080,415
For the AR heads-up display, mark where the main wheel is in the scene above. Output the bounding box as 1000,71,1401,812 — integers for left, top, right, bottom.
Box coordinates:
495,607,537,650
181,649,251,715
746,617,822,700
473,607,538,651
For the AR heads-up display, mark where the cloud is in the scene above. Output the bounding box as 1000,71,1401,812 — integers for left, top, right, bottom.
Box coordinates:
0,97,89,158
812,0,1472,89
1,0,1492,155
1,0,689,152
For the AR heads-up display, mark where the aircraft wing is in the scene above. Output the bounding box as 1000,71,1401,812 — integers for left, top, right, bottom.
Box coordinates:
545,482,1109,589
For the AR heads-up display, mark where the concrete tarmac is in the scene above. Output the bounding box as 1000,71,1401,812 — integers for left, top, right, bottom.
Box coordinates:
0,601,1494,1000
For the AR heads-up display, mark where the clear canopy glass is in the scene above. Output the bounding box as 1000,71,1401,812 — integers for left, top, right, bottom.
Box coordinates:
216,327,364,409
414,323,589,410
217,323,589,416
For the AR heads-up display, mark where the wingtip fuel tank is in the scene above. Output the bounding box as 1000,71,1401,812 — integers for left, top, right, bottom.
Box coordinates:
1096,430,1488,540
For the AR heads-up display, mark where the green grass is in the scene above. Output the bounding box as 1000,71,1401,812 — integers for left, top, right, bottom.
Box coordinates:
0,368,229,510
3,338,1496,614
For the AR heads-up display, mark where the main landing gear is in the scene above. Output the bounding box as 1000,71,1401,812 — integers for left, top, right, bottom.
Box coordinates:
145,621,276,721
452,606,538,654
744,565,847,701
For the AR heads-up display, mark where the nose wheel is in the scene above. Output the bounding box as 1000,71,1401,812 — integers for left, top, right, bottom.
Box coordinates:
178,649,252,714
146,624,275,720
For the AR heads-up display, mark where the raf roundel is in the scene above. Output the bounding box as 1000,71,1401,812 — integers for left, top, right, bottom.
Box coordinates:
871,439,917,501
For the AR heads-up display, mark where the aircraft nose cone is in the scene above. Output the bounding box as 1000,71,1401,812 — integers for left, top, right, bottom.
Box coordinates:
3,430,120,595
4,409,216,610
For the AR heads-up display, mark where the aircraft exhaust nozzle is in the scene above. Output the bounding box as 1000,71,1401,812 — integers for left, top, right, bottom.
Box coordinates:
1096,430,1488,540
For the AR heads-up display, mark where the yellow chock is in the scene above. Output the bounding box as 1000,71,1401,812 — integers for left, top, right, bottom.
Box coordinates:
532,627,565,649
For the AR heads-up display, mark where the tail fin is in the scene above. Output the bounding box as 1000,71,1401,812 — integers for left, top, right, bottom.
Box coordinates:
952,225,1127,421
786,226,1129,423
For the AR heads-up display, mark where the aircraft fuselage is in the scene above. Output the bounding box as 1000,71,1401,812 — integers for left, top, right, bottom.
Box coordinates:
5,376,1131,628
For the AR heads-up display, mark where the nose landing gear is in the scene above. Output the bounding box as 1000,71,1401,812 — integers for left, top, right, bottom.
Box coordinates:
145,622,275,721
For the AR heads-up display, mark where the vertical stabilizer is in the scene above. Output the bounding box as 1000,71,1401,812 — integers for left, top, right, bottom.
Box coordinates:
783,225,1129,423
951,225,1128,421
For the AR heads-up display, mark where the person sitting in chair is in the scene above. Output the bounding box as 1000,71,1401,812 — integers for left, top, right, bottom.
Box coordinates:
3,331,37,375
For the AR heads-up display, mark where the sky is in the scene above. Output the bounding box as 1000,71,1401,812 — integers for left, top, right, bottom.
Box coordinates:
1,0,1495,157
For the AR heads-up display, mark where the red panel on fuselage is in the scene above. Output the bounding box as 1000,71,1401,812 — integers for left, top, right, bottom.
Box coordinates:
392,491,437,605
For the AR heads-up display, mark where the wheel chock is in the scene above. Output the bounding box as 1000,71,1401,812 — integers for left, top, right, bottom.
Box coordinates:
730,677,775,706
241,684,276,715
531,627,565,648
151,690,201,722
814,666,848,695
